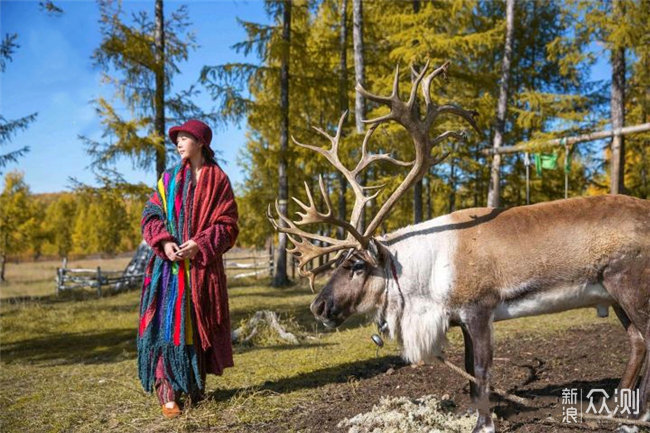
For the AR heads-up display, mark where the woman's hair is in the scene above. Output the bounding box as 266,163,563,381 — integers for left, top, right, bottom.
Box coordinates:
202,145,216,164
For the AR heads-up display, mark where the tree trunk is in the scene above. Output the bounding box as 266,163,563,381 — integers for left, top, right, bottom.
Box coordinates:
610,1,625,195
412,0,423,223
425,175,432,220
352,0,366,232
487,0,514,208
642,53,649,198
449,157,456,213
337,0,349,240
352,0,365,134
273,0,291,286
0,253,6,282
154,0,166,179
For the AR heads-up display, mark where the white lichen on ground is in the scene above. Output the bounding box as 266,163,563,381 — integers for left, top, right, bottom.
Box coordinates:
337,394,477,433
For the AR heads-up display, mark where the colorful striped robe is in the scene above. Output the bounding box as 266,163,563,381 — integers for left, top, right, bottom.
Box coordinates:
137,160,239,394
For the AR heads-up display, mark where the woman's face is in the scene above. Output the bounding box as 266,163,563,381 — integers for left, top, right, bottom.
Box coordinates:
176,131,202,160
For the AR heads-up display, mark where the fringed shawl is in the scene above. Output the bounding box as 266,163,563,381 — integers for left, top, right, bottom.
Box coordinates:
137,160,238,394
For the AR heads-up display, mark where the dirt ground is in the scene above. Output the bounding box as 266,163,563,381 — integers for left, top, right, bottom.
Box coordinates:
236,321,646,433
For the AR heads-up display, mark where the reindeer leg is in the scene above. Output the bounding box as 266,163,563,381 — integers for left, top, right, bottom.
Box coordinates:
461,324,479,401
462,307,495,433
612,305,646,391
601,254,650,430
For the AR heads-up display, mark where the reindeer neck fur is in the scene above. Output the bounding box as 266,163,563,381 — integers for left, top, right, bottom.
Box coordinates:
378,214,458,364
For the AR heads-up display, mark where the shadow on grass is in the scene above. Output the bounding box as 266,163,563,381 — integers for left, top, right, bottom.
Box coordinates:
233,341,337,355
2,328,136,365
230,305,371,337
228,285,311,299
3,327,342,366
209,355,407,402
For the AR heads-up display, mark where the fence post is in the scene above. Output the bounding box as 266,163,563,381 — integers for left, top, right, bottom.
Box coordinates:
56,257,67,295
253,250,258,280
96,266,102,297
56,267,62,294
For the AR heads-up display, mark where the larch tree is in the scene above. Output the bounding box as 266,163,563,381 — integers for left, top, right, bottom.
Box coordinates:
85,0,206,182
623,3,650,198
362,0,500,228
573,0,648,198
1,2,63,173
487,0,514,208
43,194,77,259
495,0,593,206
352,0,366,232
0,172,35,280
336,0,349,239
273,0,292,286
202,1,344,278
610,0,626,195
0,34,37,174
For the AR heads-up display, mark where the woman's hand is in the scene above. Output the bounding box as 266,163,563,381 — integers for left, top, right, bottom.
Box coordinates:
176,240,199,260
162,241,182,262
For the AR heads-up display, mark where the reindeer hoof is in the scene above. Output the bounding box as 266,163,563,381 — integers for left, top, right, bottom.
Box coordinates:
471,416,495,433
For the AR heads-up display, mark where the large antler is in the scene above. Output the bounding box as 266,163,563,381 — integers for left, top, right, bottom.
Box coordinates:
267,60,480,289
356,60,481,235
267,111,412,290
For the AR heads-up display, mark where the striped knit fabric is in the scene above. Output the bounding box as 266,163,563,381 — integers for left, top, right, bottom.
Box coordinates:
137,162,202,395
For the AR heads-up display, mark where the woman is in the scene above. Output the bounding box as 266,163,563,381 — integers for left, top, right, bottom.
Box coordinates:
137,119,239,418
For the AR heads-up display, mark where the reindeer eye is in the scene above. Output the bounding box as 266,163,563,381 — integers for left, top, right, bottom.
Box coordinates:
352,261,365,272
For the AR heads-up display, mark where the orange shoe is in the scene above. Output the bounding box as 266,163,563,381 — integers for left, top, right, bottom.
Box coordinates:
161,401,182,419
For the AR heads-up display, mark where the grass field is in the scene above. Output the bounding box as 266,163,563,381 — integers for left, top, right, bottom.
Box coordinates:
0,257,622,433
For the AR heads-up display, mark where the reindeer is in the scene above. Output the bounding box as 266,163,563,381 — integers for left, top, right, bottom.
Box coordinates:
267,61,650,433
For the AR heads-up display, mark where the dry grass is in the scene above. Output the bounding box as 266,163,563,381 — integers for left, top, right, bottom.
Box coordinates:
0,256,132,299
0,258,621,433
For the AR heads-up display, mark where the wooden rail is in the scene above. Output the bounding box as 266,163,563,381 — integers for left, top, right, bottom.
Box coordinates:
56,244,275,295
481,122,650,155
56,265,143,296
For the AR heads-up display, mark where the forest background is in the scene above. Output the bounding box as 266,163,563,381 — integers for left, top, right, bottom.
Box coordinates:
1,0,648,278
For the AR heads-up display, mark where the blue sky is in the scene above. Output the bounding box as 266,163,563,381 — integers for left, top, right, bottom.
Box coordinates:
1,0,269,193
1,0,612,194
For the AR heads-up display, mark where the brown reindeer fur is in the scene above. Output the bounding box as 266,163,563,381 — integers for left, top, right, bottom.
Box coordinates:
448,195,650,307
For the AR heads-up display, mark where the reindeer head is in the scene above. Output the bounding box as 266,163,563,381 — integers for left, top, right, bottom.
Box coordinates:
267,60,479,328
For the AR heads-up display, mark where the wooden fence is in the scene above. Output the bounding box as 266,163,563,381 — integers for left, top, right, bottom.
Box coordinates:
56,265,140,296
56,242,274,295
224,248,274,280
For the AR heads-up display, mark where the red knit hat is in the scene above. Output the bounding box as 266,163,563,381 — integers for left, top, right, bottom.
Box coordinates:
168,119,213,147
